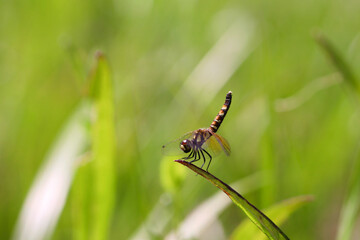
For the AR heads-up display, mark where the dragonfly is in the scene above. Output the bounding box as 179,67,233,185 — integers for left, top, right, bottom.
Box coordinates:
162,91,232,172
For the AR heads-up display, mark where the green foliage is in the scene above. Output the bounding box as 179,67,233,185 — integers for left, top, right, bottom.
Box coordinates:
160,156,186,194
2,1,360,239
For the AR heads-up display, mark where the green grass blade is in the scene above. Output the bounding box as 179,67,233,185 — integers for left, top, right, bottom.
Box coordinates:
337,181,360,240
315,33,360,93
12,104,90,240
88,52,117,240
231,195,313,240
165,172,264,240
175,160,289,240
316,34,360,239
260,120,276,208
336,151,360,240
71,157,92,240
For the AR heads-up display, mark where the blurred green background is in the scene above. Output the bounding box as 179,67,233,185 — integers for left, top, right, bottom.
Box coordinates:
1,0,360,239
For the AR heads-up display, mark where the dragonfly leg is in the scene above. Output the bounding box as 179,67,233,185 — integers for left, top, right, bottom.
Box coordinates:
190,149,200,163
182,150,194,160
202,149,212,172
199,149,207,169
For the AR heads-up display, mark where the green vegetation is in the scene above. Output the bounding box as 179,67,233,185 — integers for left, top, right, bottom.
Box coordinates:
1,0,360,239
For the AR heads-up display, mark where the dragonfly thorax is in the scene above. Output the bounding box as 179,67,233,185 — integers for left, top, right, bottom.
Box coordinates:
180,139,192,153
162,91,232,172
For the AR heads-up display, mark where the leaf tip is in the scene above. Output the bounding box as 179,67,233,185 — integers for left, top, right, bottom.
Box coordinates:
174,159,187,165
95,50,105,60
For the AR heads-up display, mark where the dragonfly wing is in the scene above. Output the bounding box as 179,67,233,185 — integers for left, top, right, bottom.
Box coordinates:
162,131,194,156
213,133,231,156
203,133,231,157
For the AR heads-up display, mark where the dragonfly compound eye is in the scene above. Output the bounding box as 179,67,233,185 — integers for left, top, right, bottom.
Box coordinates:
180,139,191,153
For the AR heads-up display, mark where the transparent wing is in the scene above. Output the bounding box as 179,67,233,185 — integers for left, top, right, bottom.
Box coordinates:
203,133,231,157
161,131,194,156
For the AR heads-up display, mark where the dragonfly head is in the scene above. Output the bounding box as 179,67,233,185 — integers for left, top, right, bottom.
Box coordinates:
180,139,192,153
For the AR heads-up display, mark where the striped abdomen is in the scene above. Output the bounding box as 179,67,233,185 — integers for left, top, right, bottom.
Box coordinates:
209,91,232,133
